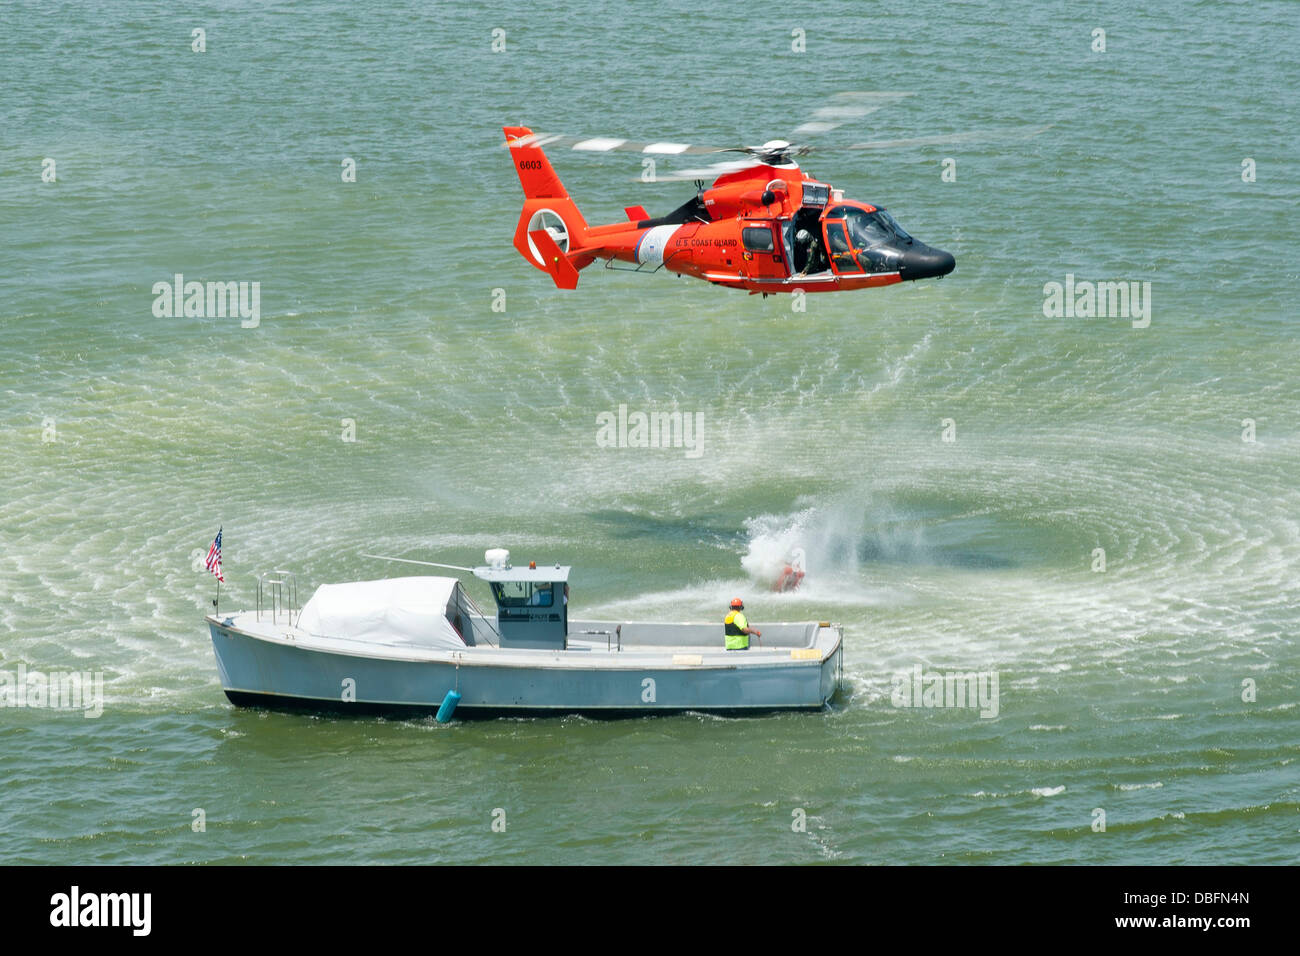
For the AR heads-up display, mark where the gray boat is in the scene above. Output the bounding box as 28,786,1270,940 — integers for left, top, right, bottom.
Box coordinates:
207,549,843,718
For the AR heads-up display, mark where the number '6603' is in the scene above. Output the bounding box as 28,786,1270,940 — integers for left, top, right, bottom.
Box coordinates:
518,160,543,170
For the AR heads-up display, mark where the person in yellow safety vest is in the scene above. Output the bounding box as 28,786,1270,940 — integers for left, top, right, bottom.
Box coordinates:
724,597,762,650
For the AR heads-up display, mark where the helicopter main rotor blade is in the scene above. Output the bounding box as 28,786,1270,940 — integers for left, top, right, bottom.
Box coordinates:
637,158,766,183
504,132,728,156
823,124,1056,152
644,124,1054,179
504,93,919,162
792,91,916,136
507,99,1052,185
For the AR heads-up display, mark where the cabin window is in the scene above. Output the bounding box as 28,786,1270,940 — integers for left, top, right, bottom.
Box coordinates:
492,581,554,608
742,226,775,252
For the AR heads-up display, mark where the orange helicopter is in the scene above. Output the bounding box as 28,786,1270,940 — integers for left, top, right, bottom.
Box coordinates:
505,126,954,296
504,97,1049,296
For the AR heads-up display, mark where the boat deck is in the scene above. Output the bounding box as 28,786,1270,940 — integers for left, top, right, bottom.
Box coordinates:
208,612,838,668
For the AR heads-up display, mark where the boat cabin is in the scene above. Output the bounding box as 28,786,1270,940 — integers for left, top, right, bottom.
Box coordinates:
473,550,570,650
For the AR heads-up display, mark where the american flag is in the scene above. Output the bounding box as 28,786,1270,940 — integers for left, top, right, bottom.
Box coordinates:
205,528,225,583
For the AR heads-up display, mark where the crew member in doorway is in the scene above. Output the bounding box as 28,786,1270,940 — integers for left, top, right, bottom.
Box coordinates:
796,228,826,276
724,597,762,650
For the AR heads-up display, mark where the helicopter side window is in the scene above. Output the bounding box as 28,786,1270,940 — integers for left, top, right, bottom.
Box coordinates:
742,226,775,252
824,221,863,274
826,222,850,254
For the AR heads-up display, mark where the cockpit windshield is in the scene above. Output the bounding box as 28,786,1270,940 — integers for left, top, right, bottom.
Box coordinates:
877,210,912,241
835,207,912,248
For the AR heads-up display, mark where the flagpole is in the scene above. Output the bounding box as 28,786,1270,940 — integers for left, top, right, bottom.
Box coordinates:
208,525,223,617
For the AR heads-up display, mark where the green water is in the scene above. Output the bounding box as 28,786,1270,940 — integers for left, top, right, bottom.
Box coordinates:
1,0,1297,864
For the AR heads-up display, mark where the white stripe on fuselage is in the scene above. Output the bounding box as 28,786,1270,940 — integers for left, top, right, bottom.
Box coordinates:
636,225,681,267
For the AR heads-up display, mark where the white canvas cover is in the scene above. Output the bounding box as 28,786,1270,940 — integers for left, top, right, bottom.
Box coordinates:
297,576,467,650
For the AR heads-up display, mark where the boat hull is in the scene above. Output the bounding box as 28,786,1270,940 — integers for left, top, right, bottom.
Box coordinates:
209,618,843,717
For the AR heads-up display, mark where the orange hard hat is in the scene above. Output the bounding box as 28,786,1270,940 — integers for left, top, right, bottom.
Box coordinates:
730,597,744,609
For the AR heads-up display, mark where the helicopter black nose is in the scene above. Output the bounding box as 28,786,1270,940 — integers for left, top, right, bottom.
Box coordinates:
898,244,955,281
